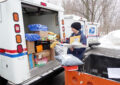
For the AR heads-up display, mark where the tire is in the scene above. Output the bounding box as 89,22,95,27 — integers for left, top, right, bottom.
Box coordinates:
0,77,8,85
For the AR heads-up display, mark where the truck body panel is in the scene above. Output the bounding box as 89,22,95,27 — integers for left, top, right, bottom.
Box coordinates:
86,22,100,45
0,0,64,84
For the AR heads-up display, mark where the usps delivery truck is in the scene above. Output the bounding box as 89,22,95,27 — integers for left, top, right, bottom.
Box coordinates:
86,22,100,47
64,15,87,39
0,0,65,85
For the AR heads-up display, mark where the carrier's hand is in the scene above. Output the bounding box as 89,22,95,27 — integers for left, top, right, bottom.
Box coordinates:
50,41,60,48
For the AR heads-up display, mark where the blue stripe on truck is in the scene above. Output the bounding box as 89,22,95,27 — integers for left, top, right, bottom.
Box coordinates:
0,52,27,58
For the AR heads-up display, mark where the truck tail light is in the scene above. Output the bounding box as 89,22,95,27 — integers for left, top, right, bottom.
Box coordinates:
17,45,23,53
63,33,65,37
16,35,22,43
62,20,64,25
41,2,47,6
0,49,5,53
15,24,20,33
62,26,65,31
13,13,19,22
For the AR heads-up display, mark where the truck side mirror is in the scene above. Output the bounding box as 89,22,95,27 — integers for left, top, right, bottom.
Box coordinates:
0,0,7,3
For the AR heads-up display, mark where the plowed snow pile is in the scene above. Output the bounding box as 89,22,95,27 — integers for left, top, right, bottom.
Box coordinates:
99,30,120,49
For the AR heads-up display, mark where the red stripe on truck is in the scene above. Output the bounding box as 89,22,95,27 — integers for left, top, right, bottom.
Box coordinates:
5,48,27,53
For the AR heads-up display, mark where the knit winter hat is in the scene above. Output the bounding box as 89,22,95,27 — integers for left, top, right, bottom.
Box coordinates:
71,22,81,30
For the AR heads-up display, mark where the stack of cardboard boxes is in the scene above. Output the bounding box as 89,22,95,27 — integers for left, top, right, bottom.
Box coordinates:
26,31,55,69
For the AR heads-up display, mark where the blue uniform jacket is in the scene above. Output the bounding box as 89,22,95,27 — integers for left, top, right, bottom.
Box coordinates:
67,31,87,59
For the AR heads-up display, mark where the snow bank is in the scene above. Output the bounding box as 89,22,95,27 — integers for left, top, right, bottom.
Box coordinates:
99,30,120,49
109,30,120,45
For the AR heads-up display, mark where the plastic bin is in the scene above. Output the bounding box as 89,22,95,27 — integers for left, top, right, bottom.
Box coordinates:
65,54,120,85
35,41,50,51
65,71,120,85
84,54,120,82
25,34,40,41
28,24,48,31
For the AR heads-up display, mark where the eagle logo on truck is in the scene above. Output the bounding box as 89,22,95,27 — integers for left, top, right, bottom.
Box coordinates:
89,27,95,34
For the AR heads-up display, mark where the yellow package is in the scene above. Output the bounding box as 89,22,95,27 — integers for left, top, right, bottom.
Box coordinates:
50,41,60,48
70,36,81,44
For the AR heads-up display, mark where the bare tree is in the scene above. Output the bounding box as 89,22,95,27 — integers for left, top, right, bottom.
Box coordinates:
62,0,119,34
46,0,119,34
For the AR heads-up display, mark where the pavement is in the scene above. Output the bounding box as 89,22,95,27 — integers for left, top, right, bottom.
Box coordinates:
36,72,65,85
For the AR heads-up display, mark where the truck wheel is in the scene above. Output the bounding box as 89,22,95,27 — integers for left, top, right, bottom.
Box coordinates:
0,77,8,85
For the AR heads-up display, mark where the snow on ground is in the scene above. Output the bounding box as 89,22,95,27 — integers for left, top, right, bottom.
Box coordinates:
99,30,120,50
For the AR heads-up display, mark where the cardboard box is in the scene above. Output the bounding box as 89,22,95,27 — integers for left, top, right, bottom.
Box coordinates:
35,53,42,60
35,57,48,67
50,48,55,60
35,49,55,61
35,31,48,38
26,41,35,54
35,50,51,61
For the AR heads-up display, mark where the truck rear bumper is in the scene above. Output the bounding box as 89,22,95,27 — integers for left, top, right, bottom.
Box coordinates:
8,60,64,85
